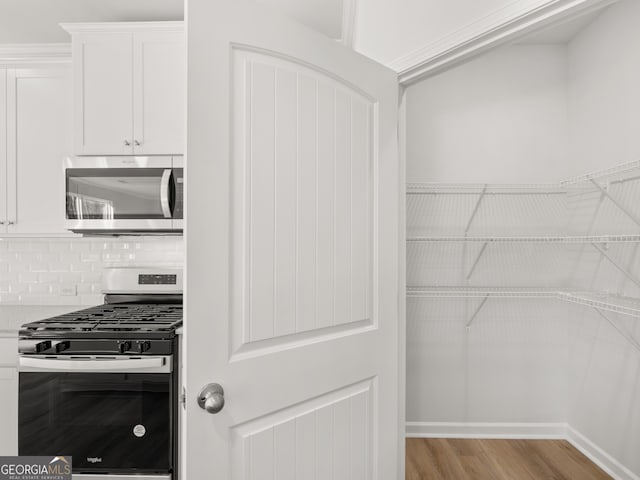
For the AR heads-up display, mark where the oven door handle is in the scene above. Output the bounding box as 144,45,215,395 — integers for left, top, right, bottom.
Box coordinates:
18,356,171,373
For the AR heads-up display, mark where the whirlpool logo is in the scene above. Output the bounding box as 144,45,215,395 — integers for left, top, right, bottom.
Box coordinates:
0,456,72,479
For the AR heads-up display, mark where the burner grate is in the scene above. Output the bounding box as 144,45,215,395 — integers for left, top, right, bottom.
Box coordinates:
22,303,183,335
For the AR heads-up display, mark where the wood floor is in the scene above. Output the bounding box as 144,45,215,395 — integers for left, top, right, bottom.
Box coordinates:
406,438,612,480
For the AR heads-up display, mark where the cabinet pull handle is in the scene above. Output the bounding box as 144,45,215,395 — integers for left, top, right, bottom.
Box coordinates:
7,221,15,225
123,140,131,146
134,140,141,146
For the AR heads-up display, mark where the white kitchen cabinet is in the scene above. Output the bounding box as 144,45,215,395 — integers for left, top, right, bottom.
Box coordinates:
64,23,185,155
0,66,72,236
0,367,18,455
0,337,18,455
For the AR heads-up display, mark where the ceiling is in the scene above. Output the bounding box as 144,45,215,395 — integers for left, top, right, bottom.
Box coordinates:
515,8,605,44
0,0,343,43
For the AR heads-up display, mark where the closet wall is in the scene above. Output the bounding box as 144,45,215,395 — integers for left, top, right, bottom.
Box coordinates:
406,0,640,476
566,1,640,475
406,43,572,430
407,44,570,184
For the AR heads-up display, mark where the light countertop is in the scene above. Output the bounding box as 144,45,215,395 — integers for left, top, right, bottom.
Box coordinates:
0,304,99,337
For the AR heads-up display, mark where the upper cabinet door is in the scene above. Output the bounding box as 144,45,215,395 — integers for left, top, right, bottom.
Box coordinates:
73,32,133,155
64,23,185,156
133,31,185,155
6,67,72,235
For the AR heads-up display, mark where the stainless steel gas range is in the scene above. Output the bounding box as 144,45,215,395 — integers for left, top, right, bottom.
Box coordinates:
18,268,183,480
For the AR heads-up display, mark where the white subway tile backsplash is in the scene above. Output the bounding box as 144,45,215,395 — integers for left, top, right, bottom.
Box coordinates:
70,263,93,273
80,252,101,262
8,263,28,273
76,283,92,294
61,272,83,283
18,273,39,283
38,273,60,283
0,237,183,305
49,243,71,253
79,272,100,283
80,294,105,305
9,283,27,294
29,284,52,294
59,253,81,264
69,242,92,252
49,263,70,272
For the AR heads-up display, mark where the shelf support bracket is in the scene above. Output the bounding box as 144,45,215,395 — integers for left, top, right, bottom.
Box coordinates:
464,184,487,235
466,295,489,329
591,243,640,289
467,241,489,280
590,179,640,228
593,308,640,354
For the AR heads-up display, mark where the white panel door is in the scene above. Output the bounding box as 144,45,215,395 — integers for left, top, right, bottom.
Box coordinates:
133,31,185,154
6,67,72,235
186,0,400,478
73,33,133,155
0,69,7,234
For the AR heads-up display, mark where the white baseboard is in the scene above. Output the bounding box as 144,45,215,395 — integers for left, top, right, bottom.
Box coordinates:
567,426,640,480
405,422,640,480
406,421,567,439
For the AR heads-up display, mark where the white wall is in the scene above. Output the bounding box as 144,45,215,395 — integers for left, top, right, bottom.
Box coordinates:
405,44,572,426
566,0,640,475
567,0,640,174
407,44,570,183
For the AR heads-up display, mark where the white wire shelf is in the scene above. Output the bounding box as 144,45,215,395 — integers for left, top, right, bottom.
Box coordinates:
558,292,640,318
407,287,563,298
406,183,565,195
561,160,640,186
407,287,640,319
406,235,640,243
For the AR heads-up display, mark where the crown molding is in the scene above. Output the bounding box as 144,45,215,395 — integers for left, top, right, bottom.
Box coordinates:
393,0,619,86
60,21,184,35
0,44,71,66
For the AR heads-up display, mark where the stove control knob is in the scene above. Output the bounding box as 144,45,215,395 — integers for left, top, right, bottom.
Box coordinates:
118,341,131,354
35,341,51,353
137,341,151,353
55,341,70,353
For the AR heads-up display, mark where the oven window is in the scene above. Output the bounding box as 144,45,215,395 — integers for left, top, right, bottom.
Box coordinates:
66,168,167,220
19,373,172,472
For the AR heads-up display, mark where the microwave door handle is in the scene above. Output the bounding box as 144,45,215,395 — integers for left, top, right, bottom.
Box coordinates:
19,356,166,372
160,169,173,218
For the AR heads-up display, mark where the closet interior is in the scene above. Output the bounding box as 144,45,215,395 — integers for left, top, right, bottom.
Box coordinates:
404,1,640,478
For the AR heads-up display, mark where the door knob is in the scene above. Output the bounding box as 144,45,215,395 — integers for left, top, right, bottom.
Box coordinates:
198,383,225,414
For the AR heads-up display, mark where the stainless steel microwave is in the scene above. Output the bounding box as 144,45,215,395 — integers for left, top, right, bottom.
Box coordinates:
65,156,183,235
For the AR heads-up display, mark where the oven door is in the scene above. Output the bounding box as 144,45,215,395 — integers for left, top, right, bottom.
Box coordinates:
64,156,183,234
18,356,173,475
